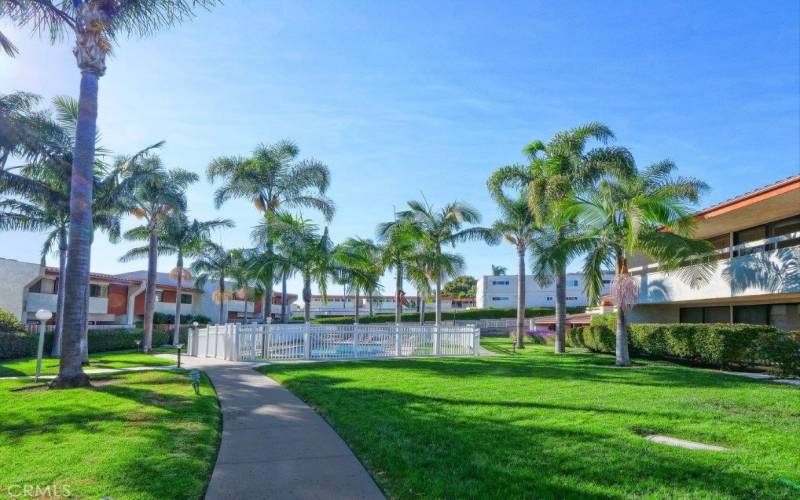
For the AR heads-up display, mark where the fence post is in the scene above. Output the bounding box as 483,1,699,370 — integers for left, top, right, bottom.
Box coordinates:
352,323,359,358
264,318,271,360
303,322,311,360
394,323,401,356
473,327,480,356
232,324,240,361
433,324,440,356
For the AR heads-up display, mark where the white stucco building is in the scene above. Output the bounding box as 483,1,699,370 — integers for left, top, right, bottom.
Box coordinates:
628,175,800,330
475,273,613,309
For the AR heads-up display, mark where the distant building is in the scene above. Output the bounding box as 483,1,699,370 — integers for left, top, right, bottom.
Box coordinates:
296,294,475,318
0,259,296,326
475,273,613,309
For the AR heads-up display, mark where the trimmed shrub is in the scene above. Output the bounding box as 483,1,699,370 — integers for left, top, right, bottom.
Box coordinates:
313,306,585,324
1,328,176,360
0,308,25,333
590,313,616,330
568,321,798,374
753,330,800,376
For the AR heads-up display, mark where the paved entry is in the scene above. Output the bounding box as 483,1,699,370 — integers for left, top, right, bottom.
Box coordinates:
177,356,385,500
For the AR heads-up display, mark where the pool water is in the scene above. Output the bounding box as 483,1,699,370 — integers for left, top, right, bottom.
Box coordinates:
311,344,386,356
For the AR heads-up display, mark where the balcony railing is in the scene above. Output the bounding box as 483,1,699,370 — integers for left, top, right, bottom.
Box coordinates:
631,232,800,304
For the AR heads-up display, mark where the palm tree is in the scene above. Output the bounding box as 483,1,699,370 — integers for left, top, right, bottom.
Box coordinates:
335,237,383,323
376,219,418,324
491,264,507,276
207,140,335,322
0,91,60,170
229,248,256,323
561,160,713,365
395,199,498,325
4,0,217,389
488,172,539,348
0,96,133,356
120,213,231,344
119,154,198,352
497,122,627,353
193,244,236,324
405,250,433,324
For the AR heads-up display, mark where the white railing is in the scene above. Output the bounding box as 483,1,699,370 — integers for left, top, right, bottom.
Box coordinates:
187,322,481,361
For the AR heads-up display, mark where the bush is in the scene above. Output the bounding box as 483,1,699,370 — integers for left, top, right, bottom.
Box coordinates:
0,308,25,333
753,330,800,377
313,306,585,324
567,321,798,374
0,328,176,360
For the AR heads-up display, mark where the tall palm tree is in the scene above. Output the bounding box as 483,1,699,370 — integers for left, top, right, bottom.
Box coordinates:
561,160,713,365
0,91,60,169
119,154,198,352
207,140,335,322
229,248,256,323
405,249,433,324
376,219,418,324
488,171,539,348
496,122,627,353
120,213,231,344
395,199,498,325
3,0,217,389
335,237,383,323
192,244,236,325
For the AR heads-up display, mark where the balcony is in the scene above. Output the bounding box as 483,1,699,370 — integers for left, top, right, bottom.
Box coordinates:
633,232,800,304
26,293,109,314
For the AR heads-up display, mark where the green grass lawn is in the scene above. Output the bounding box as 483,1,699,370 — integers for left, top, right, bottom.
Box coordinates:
0,370,220,499
0,350,175,377
260,337,800,499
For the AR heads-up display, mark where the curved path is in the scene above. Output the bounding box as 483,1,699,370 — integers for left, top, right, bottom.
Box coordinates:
176,355,385,500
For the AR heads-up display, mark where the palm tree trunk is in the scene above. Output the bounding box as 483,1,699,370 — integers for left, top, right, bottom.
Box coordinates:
554,266,566,353
173,254,183,346
52,71,99,389
394,262,403,324
265,286,273,324
354,288,360,324
616,306,630,366
368,291,374,318
219,277,225,324
516,245,526,349
303,276,311,323
81,264,90,364
435,276,442,325
51,228,67,357
281,276,288,324
142,229,158,353
419,291,426,325
243,294,248,323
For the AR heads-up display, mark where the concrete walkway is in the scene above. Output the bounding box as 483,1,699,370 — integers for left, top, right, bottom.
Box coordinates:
176,355,385,500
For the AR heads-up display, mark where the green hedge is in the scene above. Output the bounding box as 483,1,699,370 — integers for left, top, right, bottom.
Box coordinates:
313,306,585,324
568,322,800,375
0,328,181,360
0,309,25,333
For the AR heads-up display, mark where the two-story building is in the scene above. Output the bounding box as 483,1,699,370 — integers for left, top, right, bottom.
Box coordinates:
0,260,297,326
475,273,614,309
628,175,800,330
296,294,476,318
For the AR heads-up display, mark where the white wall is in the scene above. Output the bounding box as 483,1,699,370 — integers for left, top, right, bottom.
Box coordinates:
476,273,613,309
0,258,44,321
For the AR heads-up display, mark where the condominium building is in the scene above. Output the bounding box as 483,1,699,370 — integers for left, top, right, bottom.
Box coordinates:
629,175,800,330
475,273,614,309
0,259,296,326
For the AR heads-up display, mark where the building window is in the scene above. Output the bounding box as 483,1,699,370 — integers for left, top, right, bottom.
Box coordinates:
491,296,509,301
546,296,553,301
89,284,107,298
602,279,611,285
680,306,731,323
181,294,192,305
568,279,579,287
491,280,510,286
155,291,163,302
733,305,770,325
566,296,578,301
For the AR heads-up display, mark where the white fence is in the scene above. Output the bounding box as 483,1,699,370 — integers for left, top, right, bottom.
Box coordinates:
187,323,481,361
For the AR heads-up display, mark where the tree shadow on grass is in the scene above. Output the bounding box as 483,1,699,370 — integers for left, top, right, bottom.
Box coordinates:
0,371,220,500
263,372,798,499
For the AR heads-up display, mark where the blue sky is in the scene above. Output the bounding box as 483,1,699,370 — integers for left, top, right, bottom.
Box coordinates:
2,0,799,296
